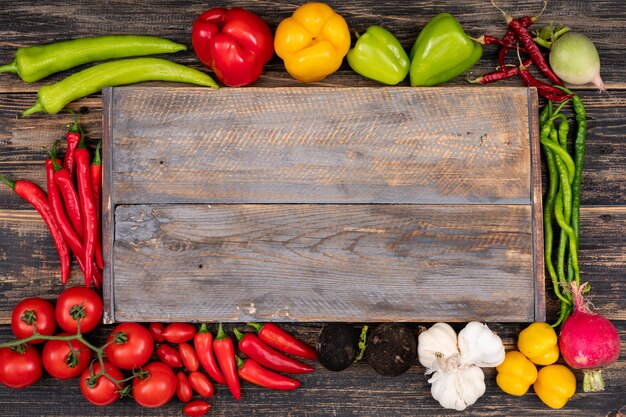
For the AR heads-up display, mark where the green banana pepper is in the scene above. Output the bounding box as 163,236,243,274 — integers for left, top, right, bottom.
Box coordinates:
409,13,482,86
347,25,409,85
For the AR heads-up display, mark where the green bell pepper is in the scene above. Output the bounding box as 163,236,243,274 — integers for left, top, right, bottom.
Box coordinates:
347,25,409,85
409,13,482,86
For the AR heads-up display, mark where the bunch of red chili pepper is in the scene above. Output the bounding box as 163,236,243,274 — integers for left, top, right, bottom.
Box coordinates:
0,114,103,288
151,321,317,410
470,1,573,103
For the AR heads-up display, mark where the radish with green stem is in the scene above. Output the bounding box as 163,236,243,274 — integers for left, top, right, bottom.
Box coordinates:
559,282,620,392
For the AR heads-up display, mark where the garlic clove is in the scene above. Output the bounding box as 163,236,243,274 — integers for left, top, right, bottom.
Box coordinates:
418,322,460,372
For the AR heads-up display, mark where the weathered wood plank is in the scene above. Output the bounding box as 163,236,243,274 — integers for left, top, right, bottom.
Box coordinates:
0,0,624,91
107,86,534,204
111,204,536,323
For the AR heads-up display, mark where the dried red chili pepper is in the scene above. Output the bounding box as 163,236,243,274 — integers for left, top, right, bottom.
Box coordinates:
236,356,301,391
213,323,240,400
63,114,82,180
0,175,70,284
51,157,83,240
469,58,533,84
90,142,103,269
498,16,534,68
247,322,317,361
74,136,97,287
518,65,574,102
233,328,314,374
194,323,226,385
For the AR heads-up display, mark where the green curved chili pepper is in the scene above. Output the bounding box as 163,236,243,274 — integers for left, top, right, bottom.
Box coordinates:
0,35,187,83
21,58,218,117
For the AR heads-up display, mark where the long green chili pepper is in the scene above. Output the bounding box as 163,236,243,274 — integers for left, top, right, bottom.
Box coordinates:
21,58,218,117
0,35,187,83
554,190,580,284
540,134,575,180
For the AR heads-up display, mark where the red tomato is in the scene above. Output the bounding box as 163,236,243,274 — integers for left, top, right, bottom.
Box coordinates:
176,371,193,403
55,286,103,334
0,345,43,388
133,362,176,408
80,361,124,406
188,371,214,398
42,333,91,379
184,400,211,417
149,322,166,343
104,322,154,370
157,344,182,368
179,342,200,372
162,323,197,344
11,297,56,344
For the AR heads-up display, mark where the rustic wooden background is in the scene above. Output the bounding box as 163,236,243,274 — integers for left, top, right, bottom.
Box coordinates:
0,0,624,416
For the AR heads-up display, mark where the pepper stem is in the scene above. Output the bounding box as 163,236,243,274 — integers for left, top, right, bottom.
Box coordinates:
0,174,16,190
198,323,210,333
0,62,18,74
19,101,45,118
247,322,263,332
92,141,101,166
216,323,227,340
233,327,244,342
235,355,245,369
49,142,63,171
65,109,80,133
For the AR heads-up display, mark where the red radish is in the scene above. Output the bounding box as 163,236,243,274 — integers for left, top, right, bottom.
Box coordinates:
559,282,620,392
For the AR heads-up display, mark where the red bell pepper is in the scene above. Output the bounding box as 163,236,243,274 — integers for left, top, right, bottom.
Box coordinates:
191,7,273,87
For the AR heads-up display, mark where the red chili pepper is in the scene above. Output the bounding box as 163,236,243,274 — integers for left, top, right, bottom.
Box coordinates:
51,157,83,240
176,371,193,403
213,323,240,400
469,58,533,84
194,323,226,385
162,322,197,344
149,322,166,343
63,115,82,180
498,16,534,68
233,328,314,374
90,142,103,269
518,65,574,102
184,400,211,417
0,175,70,285
247,322,317,361
192,7,274,87
179,342,200,372
74,138,97,287
156,344,182,368
188,371,214,398
236,356,301,391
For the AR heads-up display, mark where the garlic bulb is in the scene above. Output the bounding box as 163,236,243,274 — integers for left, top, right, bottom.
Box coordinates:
417,323,459,371
428,364,486,411
457,322,505,367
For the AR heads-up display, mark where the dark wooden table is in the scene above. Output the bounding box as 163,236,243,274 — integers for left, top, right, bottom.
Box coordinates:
0,1,624,416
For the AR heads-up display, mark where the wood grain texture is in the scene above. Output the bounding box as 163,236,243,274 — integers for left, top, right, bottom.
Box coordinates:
107,86,534,205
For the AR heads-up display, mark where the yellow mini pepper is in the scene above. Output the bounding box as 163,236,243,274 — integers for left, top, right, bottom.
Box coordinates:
533,364,577,409
274,2,350,82
517,322,559,365
496,351,538,396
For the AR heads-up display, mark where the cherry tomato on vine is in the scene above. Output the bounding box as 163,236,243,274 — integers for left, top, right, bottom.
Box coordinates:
55,286,103,334
184,400,212,417
42,333,91,379
80,360,124,406
157,344,182,368
11,297,56,343
149,322,166,343
133,362,176,408
104,322,153,370
188,371,214,398
0,345,43,388
162,323,197,344
179,342,200,372
176,371,193,403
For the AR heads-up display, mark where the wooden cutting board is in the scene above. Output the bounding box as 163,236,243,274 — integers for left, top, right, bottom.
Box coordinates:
102,86,544,324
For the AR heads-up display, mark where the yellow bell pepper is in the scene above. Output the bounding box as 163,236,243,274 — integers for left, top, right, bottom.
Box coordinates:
496,351,538,396
517,322,559,365
533,364,576,409
274,2,350,82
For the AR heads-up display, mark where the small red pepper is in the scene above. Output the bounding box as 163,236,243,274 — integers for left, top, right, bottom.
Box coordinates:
236,356,301,391
213,323,240,400
0,175,70,285
149,322,166,343
179,342,200,372
192,7,274,87
188,371,214,398
233,328,314,374
248,322,317,361
74,136,97,287
162,322,197,344
194,323,226,385
63,114,82,180
175,371,193,403
156,344,182,368
51,157,83,240
183,400,211,417
90,141,103,269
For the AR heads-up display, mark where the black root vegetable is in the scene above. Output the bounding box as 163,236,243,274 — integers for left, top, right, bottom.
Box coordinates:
365,323,416,376
316,323,358,372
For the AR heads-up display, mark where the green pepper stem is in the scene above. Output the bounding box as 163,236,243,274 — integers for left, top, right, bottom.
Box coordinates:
247,322,263,332
216,323,227,340
92,141,101,166
232,327,244,342
198,323,210,334
0,62,17,74
0,174,16,190
235,355,245,370
20,101,45,118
